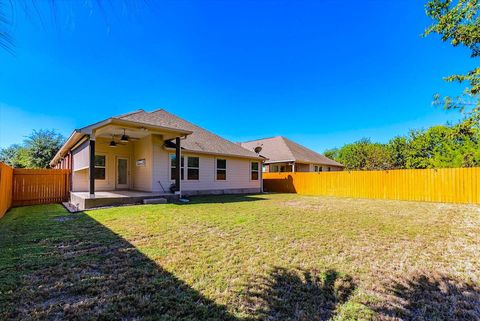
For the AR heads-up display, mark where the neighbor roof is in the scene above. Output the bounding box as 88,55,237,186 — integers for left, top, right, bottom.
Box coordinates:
240,136,343,167
119,109,261,159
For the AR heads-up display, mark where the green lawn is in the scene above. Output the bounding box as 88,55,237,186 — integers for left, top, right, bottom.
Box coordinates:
1,194,479,320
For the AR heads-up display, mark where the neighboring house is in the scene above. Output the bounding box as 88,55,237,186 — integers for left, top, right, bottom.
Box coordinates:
240,136,343,172
50,109,263,209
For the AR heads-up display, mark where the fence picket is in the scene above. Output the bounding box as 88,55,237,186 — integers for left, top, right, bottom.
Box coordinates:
0,163,71,215
263,168,480,204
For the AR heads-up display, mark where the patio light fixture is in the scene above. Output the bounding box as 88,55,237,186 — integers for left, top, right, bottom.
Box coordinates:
109,134,117,148
120,129,129,143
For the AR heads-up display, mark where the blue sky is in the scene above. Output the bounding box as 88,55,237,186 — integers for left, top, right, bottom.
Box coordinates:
0,1,470,152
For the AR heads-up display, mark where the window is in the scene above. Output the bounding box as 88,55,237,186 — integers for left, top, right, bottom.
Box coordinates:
187,157,199,180
170,154,184,180
270,164,287,172
251,162,259,180
328,167,331,172
216,159,226,180
314,165,322,172
94,155,106,180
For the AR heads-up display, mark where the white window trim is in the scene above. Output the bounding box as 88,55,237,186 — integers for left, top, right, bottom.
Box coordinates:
94,154,107,181
215,158,227,181
250,161,260,181
186,156,200,181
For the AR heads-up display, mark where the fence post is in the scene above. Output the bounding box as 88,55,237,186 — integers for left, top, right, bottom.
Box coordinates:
0,163,14,218
262,168,480,205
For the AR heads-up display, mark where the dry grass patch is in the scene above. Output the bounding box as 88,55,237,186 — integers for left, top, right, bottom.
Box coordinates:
0,194,479,320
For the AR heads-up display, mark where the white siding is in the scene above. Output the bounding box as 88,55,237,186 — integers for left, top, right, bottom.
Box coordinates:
152,135,171,192
161,152,261,192
71,134,262,194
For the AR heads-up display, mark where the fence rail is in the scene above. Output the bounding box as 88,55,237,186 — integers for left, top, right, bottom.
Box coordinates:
0,163,13,218
263,167,480,204
12,168,71,207
0,163,71,216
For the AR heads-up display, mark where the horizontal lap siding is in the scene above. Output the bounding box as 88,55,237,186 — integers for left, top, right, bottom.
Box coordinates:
151,143,261,192
263,168,480,204
180,155,260,191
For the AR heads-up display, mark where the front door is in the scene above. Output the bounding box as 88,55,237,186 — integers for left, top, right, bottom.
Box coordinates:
116,157,129,189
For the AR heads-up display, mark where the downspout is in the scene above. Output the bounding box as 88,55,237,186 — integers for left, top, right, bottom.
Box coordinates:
260,160,264,193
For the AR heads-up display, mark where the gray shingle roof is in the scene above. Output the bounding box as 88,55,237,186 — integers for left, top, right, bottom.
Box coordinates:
240,136,343,167
118,109,261,159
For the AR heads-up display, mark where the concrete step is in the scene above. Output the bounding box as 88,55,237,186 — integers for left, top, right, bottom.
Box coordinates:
143,198,168,205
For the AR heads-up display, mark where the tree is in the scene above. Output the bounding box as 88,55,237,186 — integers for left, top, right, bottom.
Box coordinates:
23,129,64,168
334,138,392,171
405,124,480,168
323,117,480,171
0,144,28,168
0,1,142,54
387,136,409,169
324,148,339,161
424,0,480,118
0,129,65,168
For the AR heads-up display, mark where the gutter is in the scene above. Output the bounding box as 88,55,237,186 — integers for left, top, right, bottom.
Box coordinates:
49,130,86,167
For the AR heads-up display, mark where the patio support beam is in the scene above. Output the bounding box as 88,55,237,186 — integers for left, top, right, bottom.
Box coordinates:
175,137,181,195
89,138,95,196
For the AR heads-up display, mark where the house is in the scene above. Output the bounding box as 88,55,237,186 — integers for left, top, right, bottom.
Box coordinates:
240,136,343,172
50,109,263,210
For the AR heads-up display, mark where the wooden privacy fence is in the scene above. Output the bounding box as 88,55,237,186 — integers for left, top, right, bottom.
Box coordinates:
263,167,480,204
0,163,13,218
12,168,71,206
0,163,71,217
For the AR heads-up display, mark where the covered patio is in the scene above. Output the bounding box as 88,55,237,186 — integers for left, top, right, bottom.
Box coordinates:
70,190,179,211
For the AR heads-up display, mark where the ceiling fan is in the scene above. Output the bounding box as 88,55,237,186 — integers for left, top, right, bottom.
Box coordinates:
118,128,140,143
102,129,140,147
108,134,126,148
120,128,130,143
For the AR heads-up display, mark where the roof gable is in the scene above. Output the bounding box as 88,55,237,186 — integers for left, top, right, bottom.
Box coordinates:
119,109,260,159
241,136,343,167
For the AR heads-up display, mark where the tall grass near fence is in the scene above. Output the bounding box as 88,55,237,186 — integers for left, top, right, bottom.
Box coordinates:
263,168,480,204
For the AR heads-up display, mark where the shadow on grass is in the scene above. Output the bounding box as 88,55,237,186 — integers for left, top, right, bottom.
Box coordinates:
1,206,238,321
2,205,356,321
184,194,268,205
3,205,480,321
371,272,480,321
241,267,356,321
